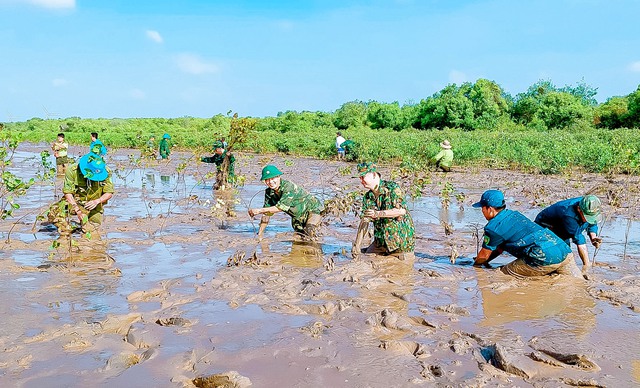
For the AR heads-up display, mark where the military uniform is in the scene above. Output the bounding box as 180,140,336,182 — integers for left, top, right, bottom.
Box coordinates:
202,151,236,177
48,163,115,234
361,180,415,253
264,179,323,234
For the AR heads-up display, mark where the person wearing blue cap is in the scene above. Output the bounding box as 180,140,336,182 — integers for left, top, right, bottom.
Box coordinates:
159,133,172,159
248,165,323,240
473,189,581,278
47,151,115,236
534,195,603,274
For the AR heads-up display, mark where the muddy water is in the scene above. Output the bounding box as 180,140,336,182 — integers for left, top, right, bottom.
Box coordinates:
1,143,639,387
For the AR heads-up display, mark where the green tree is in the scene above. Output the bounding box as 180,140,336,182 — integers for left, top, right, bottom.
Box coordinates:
333,101,367,129
595,96,629,128
366,101,405,131
416,84,475,130
626,85,640,128
536,91,594,129
468,78,511,129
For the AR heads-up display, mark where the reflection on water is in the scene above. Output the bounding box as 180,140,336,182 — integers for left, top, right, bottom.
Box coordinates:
476,269,596,338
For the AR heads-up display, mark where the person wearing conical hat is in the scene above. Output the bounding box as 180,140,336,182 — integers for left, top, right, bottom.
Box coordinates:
430,140,453,172
352,162,415,260
248,165,323,240
159,133,172,159
47,150,115,236
473,190,581,278
534,195,603,274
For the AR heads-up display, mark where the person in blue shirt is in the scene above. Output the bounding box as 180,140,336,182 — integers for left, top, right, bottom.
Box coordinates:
90,132,108,156
473,189,581,278
534,195,602,274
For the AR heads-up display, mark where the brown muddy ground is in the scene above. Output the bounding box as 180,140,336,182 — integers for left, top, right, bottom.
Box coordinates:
1,143,639,387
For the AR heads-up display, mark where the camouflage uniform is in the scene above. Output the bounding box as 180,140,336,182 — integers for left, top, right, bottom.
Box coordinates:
48,163,115,235
264,179,323,234
361,180,415,253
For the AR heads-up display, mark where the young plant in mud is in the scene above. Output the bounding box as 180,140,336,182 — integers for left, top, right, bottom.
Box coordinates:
0,133,36,221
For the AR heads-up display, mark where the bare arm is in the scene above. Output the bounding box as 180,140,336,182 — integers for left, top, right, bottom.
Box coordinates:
576,243,590,270
352,218,370,259
363,208,406,219
474,247,503,267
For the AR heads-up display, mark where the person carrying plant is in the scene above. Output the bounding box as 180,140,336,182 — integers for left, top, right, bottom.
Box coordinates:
248,164,323,240
430,140,453,172
201,140,236,190
159,133,171,159
534,195,602,275
143,135,158,159
472,189,581,278
352,162,415,260
47,150,115,237
51,133,69,175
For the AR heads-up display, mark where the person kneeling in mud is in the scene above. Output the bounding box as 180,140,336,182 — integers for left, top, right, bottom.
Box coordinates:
248,164,323,240
352,162,415,260
47,150,114,238
472,189,581,278
201,140,236,190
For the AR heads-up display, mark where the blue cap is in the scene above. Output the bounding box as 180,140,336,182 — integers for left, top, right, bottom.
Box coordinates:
78,152,109,182
472,190,505,208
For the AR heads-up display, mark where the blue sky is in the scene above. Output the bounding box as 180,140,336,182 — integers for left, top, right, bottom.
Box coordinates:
1,0,639,121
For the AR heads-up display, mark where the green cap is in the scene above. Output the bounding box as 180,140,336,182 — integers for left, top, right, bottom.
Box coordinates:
579,195,602,224
356,162,377,177
213,140,224,149
261,164,283,180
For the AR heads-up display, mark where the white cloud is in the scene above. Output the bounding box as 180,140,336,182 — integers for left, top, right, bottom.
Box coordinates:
146,30,163,44
175,53,219,75
448,70,467,84
130,89,146,99
629,61,640,72
52,78,67,87
27,0,75,9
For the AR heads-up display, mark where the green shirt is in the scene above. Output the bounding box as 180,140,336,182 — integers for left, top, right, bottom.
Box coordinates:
202,151,236,176
362,180,415,253
432,149,453,167
63,163,115,216
159,139,171,158
264,179,323,231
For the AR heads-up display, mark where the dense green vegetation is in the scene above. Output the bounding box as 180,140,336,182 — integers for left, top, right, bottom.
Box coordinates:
4,79,640,174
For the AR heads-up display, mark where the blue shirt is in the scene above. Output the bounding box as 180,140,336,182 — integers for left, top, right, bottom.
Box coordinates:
534,197,598,246
482,209,571,266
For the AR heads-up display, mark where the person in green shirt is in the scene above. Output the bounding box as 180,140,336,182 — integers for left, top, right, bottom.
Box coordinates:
352,162,415,260
431,140,453,172
201,140,236,190
159,133,171,159
248,165,323,240
51,133,69,175
47,151,115,236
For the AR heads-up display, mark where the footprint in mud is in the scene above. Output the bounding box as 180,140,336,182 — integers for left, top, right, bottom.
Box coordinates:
379,340,431,358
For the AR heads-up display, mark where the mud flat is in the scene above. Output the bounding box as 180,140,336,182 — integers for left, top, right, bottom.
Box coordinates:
0,143,639,387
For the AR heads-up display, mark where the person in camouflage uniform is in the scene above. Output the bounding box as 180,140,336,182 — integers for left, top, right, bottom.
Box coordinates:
353,162,415,259
201,140,236,190
47,151,115,237
248,164,323,240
